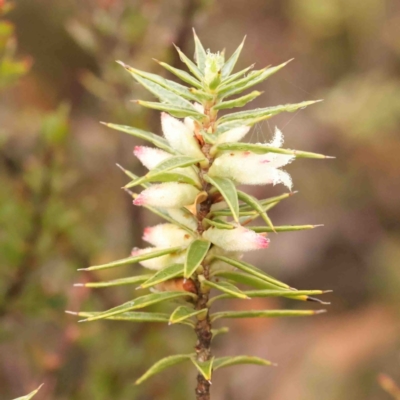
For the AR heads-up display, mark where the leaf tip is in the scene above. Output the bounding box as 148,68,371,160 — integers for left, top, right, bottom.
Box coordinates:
73,283,84,287
65,310,78,315
314,309,327,315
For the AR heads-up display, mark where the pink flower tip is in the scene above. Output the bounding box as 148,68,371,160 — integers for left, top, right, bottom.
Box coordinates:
142,227,152,241
133,146,143,156
133,195,145,206
256,236,270,249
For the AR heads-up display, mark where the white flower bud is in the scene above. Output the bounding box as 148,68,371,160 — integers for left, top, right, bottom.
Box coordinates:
161,113,204,158
134,146,171,170
143,223,195,248
134,183,200,208
167,208,198,230
205,246,243,273
215,125,250,145
202,226,269,252
131,247,186,270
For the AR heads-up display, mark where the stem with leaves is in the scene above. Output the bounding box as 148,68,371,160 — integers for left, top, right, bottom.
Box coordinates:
68,31,332,399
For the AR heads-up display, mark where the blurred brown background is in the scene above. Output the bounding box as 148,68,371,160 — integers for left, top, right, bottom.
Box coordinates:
1,0,400,399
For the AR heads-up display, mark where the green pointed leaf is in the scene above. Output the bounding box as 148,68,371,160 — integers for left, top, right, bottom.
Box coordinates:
184,239,211,278
158,61,203,89
239,192,294,211
140,264,184,289
212,256,290,289
193,29,207,72
137,100,205,121
211,327,229,339
203,279,249,299
148,156,203,176
214,141,329,159
214,356,274,370
68,311,171,323
190,357,214,381
237,190,275,231
219,60,291,98
78,275,152,288
211,309,326,322
117,164,150,188
169,305,207,325
213,91,262,110
218,100,321,124
204,175,239,222
80,246,183,271
250,225,322,233
127,71,197,110
102,123,173,153
221,64,254,86
221,36,246,78
125,171,201,189
80,291,196,322
135,354,194,385
13,385,43,400
174,44,203,80
203,218,234,230
120,62,200,101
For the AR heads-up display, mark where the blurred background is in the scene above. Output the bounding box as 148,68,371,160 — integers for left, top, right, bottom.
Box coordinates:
1,0,400,399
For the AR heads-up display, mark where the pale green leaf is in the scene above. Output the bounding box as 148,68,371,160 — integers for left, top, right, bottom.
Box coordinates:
220,64,254,86
250,225,322,233
214,141,329,159
137,100,205,121
124,171,201,189
213,356,274,370
184,239,211,278
211,327,229,339
78,275,152,288
218,100,321,124
68,311,171,323
140,264,184,289
203,218,234,230
80,246,183,271
169,305,207,325
13,385,43,400
221,36,246,78
102,122,173,153
190,357,214,381
212,256,290,289
211,309,326,322
148,156,203,176
204,175,239,222
80,291,196,322
212,90,262,110
157,61,203,89
135,354,194,385
203,279,249,299
193,29,207,72
174,44,203,80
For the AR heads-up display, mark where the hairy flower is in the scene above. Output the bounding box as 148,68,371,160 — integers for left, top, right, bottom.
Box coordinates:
143,223,195,248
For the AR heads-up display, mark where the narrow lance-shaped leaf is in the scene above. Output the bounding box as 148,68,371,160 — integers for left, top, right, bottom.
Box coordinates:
250,225,322,233
221,36,246,78
80,291,196,322
184,239,211,278
156,60,203,89
169,305,207,325
135,354,194,385
139,264,184,289
125,171,201,189
75,275,152,288
137,100,205,121
119,62,200,101
211,309,326,322
202,279,249,299
213,356,275,371
211,327,230,339
212,90,262,110
148,156,203,176
174,44,203,80
237,190,275,232
79,246,183,272
214,142,331,159
193,29,207,72
67,310,171,323
220,64,254,86
218,100,321,124
213,256,290,289
13,385,43,400
203,218,234,230
101,122,173,153
204,175,239,222
190,357,214,381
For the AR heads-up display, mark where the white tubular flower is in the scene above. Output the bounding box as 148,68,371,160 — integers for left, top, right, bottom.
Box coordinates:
202,226,269,252
133,182,200,208
161,113,204,158
134,146,171,170
208,128,294,190
131,247,186,270
134,146,201,185
167,208,198,230
215,125,250,145
143,223,195,248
